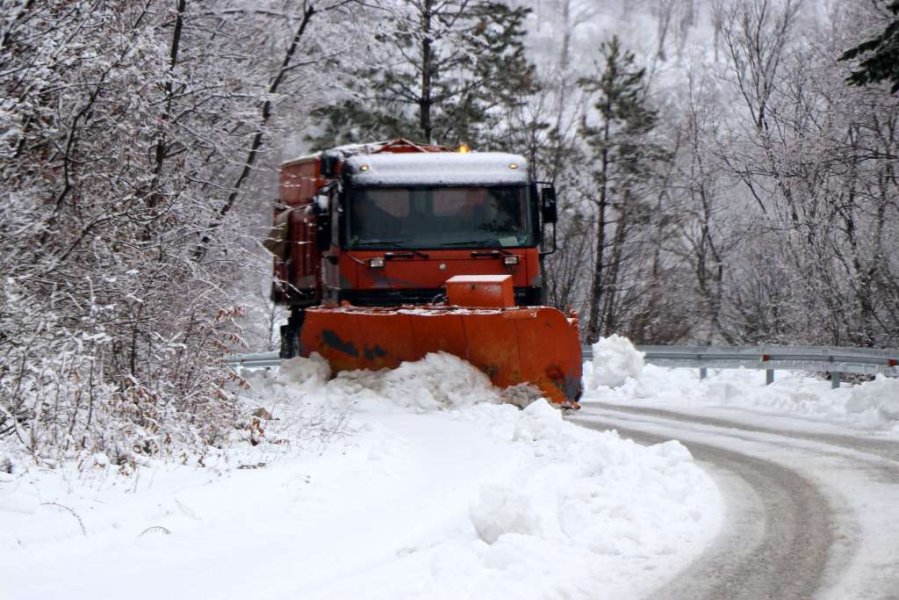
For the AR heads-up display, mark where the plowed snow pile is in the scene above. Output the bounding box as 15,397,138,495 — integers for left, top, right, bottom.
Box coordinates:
584,336,899,433
1,352,721,600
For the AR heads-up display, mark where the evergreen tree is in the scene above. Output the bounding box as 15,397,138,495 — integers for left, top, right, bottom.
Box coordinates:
840,1,899,93
308,0,538,148
577,36,664,343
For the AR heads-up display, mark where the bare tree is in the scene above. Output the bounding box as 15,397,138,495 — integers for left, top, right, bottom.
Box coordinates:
0,0,361,465
712,0,899,345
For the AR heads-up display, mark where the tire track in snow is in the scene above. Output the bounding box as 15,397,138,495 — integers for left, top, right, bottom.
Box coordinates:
573,404,899,599
572,414,837,600
590,404,899,463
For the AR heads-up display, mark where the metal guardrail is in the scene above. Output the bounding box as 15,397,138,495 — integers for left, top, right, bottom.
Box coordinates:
632,345,899,388
224,351,280,369
226,345,899,389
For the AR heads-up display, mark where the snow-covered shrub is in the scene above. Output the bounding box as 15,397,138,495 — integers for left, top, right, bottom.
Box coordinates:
0,276,243,468
0,1,348,468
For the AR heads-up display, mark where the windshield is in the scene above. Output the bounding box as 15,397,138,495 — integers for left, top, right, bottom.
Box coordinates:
347,185,534,250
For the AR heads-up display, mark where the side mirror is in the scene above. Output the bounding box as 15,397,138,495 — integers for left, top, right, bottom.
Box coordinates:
313,196,332,251
541,187,558,224
321,152,339,177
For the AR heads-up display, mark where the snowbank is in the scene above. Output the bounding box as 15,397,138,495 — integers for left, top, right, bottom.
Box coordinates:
584,336,899,432
846,376,899,422
584,334,645,389
1,352,720,600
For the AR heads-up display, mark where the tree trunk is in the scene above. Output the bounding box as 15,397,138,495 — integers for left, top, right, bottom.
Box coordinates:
419,0,433,142
586,110,612,343
193,3,316,262
152,0,186,186
601,201,628,336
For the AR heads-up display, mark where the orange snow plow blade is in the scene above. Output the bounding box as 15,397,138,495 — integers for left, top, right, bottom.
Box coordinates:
299,305,583,406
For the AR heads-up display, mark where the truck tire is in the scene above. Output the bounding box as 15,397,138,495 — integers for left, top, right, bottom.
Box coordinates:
278,308,305,359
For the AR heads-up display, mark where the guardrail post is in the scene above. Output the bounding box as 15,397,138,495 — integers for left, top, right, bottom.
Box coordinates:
633,345,898,382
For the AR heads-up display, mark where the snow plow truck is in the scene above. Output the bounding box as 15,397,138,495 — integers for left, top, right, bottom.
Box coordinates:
265,139,582,408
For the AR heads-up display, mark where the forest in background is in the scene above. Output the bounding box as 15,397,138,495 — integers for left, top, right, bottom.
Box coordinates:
524,0,899,349
1,0,897,464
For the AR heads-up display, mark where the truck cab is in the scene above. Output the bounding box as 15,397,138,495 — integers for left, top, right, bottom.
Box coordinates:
267,140,579,406
320,151,550,307
269,140,558,358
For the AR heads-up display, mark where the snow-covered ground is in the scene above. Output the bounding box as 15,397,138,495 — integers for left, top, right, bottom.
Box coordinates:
1,351,720,600
4,338,898,599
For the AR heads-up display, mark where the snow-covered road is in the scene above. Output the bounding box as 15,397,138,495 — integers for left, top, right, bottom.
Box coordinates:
5,336,899,599
572,402,899,599
1,353,721,600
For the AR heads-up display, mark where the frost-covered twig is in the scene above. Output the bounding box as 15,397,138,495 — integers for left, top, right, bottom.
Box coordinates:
40,502,87,536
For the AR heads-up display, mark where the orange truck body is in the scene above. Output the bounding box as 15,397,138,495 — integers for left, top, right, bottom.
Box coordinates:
269,139,582,406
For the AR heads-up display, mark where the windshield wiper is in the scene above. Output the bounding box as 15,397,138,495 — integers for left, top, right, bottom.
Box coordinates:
386,249,429,259
353,240,429,258
353,240,405,248
440,239,498,247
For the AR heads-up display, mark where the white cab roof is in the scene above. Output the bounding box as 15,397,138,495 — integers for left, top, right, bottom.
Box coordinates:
344,152,530,186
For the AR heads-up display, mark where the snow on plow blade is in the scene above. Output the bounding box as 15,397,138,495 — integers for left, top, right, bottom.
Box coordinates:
299,305,583,406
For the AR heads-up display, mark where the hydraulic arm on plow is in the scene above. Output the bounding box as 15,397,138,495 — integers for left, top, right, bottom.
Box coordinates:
265,139,582,407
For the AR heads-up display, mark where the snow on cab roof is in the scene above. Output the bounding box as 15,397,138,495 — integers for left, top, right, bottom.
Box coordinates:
281,139,445,167
344,152,530,186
